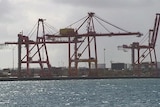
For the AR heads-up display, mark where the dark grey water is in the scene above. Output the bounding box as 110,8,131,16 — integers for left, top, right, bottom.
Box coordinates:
0,79,160,107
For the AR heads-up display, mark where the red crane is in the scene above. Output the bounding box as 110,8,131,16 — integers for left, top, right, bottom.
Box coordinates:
120,13,160,75
50,12,141,76
5,19,52,77
5,12,141,77
5,19,82,77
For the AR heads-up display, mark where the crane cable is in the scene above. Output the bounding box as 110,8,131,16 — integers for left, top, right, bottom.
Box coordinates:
94,17,111,33
66,15,88,28
27,22,38,39
139,31,149,45
95,15,129,33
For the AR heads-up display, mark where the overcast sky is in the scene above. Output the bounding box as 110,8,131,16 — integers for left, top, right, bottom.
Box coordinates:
0,0,160,69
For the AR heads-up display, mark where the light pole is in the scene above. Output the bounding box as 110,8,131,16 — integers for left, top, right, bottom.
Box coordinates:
12,47,15,70
104,48,106,69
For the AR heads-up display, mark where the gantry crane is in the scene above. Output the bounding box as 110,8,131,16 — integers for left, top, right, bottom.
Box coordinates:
47,12,141,76
120,13,160,75
5,19,52,77
5,19,82,77
5,12,141,77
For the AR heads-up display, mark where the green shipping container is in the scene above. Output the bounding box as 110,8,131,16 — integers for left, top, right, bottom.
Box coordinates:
60,28,75,36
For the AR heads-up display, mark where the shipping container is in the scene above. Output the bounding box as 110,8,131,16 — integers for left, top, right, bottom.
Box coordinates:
60,28,75,36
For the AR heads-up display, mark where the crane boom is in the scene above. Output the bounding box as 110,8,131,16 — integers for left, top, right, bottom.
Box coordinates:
45,32,141,38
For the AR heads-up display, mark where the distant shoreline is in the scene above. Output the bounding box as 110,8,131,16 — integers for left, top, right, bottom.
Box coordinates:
0,76,159,81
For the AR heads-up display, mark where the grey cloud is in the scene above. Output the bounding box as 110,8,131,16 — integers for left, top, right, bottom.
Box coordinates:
53,0,154,9
0,0,13,21
0,0,31,24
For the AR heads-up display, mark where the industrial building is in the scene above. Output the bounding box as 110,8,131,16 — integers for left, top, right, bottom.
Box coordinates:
111,63,128,70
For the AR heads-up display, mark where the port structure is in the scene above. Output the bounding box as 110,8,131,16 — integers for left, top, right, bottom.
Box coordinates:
119,13,160,75
5,19,82,77
5,12,141,77
5,19,53,77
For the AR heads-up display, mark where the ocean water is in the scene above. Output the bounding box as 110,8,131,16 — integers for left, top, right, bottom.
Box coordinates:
0,79,160,107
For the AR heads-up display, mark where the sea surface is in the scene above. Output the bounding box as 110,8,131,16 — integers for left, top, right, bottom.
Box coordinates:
0,79,160,107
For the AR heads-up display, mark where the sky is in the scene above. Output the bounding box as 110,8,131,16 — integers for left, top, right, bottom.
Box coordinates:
0,0,160,69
